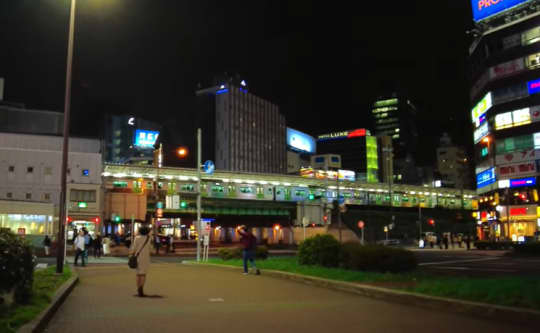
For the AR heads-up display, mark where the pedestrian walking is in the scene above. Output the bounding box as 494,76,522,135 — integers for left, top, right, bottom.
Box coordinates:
43,235,51,256
168,234,174,253
443,234,449,250
458,234,463,248
129,226,151,297
450,234,456,249
437,234,443,249
238,225,260,275
165,235,170,254
83,228,92,260
94,234,102,258
466,234,471,251
74,230,86,266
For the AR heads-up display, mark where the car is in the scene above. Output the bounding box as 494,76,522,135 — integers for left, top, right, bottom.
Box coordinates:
377,239,401,246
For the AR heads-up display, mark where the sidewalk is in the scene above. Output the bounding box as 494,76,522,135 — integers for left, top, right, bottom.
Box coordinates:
43,263,535,333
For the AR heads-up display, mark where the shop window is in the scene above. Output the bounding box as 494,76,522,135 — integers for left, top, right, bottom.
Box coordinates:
8,166,14,172
522,27,540,46
526,53,540,69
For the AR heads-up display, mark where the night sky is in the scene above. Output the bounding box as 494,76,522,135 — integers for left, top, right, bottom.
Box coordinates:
0,1,476,166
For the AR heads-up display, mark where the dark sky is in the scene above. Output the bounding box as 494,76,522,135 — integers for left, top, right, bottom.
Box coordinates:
0,0,476,166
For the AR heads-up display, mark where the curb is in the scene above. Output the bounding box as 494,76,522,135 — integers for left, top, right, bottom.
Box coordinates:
18,269,79,333
186,261,540,326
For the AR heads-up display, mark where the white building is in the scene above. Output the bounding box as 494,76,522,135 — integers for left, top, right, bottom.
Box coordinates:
0,133,103,241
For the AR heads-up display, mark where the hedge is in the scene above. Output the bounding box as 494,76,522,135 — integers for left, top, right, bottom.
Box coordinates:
340,242,417,273
217,246,269,260
298,234,341,267
0,229,36,305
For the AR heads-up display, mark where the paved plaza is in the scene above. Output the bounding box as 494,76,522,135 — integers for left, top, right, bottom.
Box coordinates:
44,263,535,333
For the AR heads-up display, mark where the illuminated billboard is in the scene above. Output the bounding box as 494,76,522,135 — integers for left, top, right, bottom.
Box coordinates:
134,129,159,148
494,108,531,130
286,128,316,154
317,129,371,141
474,122,489,143
471,92,492,127
477,168,496,188
299,168,355,181
471,0,531,22
528,78,540,95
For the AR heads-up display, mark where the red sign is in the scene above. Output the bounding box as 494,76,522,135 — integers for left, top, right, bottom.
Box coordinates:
510,207,528,216
348,129,367,138
498,162,536,178
357,221,365,229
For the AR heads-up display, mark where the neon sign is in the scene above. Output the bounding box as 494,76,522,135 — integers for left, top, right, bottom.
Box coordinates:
471,92,492,127
510,207,527,216
510,177,536,188
317,129,371,141
471,0,531,22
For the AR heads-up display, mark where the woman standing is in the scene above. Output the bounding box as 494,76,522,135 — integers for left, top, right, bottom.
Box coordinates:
129,226,151,297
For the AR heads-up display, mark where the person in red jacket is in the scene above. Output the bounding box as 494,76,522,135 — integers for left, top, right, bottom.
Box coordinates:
238,225,260,275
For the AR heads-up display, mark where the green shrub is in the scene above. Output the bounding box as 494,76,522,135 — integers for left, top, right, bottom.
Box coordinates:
298,234,341,267
0,229,36,305
475,241,513,250
512,242,540,256
475,241,488,250
217,246,268,260
340,242,417,273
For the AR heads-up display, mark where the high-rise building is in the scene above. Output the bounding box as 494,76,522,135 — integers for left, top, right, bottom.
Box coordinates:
316,129,378,183
436,133,473,190
469,0,540,240
196,77,286,174
371,94,419,184
0,105,63,136
103,114,161,165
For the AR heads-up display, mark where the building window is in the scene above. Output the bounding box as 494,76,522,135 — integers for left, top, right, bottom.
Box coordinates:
44,167,52,175
70,189,96,202
67,168,71,175
26,193,32,200
44,193,51,201
7,193,12,199
8,166,14,172
27,166,34,173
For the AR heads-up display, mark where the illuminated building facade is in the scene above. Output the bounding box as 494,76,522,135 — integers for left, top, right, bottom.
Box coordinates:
469,0,540,240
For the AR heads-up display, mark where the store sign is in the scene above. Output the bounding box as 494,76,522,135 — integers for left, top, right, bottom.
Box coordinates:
531,105,540,122
498,162,536,178
510,177,536,188
471,0,531,22
134,129,159,148
287,128,316,154
510,207,528,216
496,149,540,164
338,170,356,182
474,122,489,143
477,168,496,188
495,108,532,130
471,92,492,126
489,58,525,80
529,78,540,95
317,129,370,141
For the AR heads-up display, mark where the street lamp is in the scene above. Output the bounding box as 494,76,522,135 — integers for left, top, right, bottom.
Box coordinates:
57,0,77,274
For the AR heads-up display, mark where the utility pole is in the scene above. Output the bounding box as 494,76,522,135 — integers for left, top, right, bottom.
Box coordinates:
196,128,202,262
337,169,342,243
383,147,394,235
57,0,77,274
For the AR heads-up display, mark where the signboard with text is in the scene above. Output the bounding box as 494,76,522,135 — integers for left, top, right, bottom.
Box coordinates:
134,129,159,148
496,149,540,165
477,168,496,188
471,0,531,22
498,162,536,179
287,128,316,154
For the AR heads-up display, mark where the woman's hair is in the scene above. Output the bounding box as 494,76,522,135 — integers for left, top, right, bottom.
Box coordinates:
139,226,150,235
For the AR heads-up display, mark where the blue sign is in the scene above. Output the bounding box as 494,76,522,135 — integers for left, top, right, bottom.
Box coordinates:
471,0,531,22
286,128,316,154
510,177,536,188
134,129,159,148
528,78,540,95
476,168,496,188
203,160,215,175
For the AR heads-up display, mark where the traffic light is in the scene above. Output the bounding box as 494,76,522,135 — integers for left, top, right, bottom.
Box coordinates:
180,201,188,209
114,215,121,222
428,218,435,226
308,193,315,200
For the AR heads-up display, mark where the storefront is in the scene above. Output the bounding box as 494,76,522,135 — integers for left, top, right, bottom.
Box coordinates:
67,216,101,241
499,205,538,241
0,200,55,236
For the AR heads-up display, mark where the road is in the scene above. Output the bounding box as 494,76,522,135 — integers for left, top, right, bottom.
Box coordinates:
43,263,535,333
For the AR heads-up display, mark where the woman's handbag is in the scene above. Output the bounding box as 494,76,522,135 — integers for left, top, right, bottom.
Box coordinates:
128,236,149,269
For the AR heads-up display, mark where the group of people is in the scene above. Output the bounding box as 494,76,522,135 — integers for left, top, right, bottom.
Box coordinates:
423,233,474,250
128,224,260,297
154,234,175,254
72,228,104,266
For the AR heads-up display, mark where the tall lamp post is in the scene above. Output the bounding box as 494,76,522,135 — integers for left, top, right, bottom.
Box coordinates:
57,0,77,274
382,147,394,233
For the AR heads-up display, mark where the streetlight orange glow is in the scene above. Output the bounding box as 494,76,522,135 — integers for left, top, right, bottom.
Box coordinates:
177,147,188,158
482,137,489,143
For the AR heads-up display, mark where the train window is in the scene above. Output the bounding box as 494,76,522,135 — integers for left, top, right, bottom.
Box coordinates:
240,187,253,193
267,188,273,193
295,190,306,196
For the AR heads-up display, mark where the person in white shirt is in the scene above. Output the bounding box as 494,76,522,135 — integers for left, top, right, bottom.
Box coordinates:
74,230,86,266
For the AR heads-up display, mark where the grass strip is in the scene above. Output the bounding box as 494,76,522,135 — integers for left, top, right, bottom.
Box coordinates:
207,257,540,310
0,266,72,333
